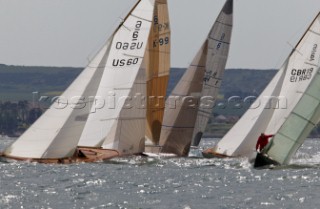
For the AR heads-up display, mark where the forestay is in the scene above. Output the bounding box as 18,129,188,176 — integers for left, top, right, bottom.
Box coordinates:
77,0,154,156
207,12,320,158
159,0,233,156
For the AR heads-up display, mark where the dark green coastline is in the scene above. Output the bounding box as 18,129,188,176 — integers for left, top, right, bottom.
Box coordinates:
1,64,317,138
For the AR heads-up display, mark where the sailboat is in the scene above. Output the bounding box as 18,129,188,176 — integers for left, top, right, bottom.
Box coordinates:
254,66,320,167
1,0,155,163
158,0,233,156
144,0,171,153
203,12,320,160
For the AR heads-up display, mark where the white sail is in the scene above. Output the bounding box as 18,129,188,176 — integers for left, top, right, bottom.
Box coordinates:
77,0,154,156
205,12,320,158
159,0,233,156
209,64,287,157
3,39,111,159
263,68,320,165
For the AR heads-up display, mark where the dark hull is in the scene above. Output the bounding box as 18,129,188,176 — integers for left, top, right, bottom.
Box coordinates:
254,152,280,168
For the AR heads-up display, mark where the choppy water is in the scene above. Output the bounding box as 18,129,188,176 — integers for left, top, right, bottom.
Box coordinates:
1,137,320,209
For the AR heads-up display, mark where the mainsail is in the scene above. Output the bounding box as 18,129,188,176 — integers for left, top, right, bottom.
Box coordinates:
2,0,155,162
2,37,111,161
144,0,171,147
255,67,320,167
255,67,320,166
203,12,320,158
190,0,233,148
76,0,155,160
159,0,233,156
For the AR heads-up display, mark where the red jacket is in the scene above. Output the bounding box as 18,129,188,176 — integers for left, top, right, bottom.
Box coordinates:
256,134,274,151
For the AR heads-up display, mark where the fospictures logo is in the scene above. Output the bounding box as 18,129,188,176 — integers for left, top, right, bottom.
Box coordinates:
32,92,288,112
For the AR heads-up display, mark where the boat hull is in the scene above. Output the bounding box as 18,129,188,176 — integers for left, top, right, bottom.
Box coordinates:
75,147,120,162
144,144,162,154
254,152,280,168
0,147,120,164
201,148,229,158
0,153,77,164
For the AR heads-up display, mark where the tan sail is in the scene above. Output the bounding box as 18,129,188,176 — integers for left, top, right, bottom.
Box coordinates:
159,42,208,156
145,0,171,145
159,0,233,156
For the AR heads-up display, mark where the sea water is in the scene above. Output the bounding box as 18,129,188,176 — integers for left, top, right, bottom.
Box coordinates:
1,137,320,209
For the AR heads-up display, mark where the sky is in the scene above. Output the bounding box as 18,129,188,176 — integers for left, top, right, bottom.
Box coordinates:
0,0,319,69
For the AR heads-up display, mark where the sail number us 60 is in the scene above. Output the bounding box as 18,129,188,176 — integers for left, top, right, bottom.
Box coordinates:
112,20,143,67
112,58,139,67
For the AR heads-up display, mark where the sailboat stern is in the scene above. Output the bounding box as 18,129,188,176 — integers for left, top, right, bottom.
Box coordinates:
202,147,229,158
0,152,77,164
253,152,280,168
75,147,120,162
144,144,162,154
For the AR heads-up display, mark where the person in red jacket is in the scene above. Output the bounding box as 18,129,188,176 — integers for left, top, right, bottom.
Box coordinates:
256,133,274,153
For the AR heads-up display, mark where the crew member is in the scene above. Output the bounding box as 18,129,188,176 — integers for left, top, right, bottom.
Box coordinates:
256,133,274,153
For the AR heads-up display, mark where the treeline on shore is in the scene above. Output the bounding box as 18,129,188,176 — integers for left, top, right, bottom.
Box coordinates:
0,64,319,138
0,100,42,136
